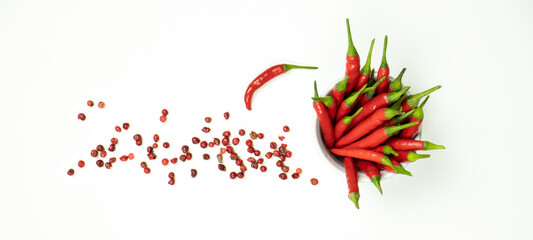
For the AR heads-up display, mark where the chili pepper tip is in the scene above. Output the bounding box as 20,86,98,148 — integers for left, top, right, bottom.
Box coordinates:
370,176,383,195
313,80,319,98
348,192,360,209
406,85,441,108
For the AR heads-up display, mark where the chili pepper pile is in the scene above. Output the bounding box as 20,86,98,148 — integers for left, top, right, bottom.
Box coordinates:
313,19,445,209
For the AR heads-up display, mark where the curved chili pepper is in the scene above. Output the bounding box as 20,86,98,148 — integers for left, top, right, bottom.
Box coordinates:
331,76,349,108
344,122,418,149
335,108,401,148
376,36,390,94
372,145,398,157
376,159,412,176
329,148,396,171
334,107,363,140
345,87,410,132
385,138,445,151
313,81,335,148
334,84,368,123
400,96,429,138
354,39,376,92
388,68,406,92
343,157,360,208
357,74,387,108
312,96,337,122
344,19,360,94
401,85,441,112
355,160,382,194
244,64,317,110
395,150,430,162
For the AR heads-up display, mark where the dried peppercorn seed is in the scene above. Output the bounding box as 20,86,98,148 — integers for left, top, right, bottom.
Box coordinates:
152,143,158,148
205,117,212,123
239,129,245,136
154,134,160,142
240,165,247,172
257,158,264,164
186,152,192,160
224,112,230,120
222,138,229,146
168,178,175,185
279,173,287,180
133,134,142,141
208,142,214,147
147,146,153,153
87,100,94,107
115,126,122,132
144,168,151,174
230,172,237,179
203,154,210,160
237,172,244,178
96,145,104,151
270,142,277,149
217,154,223,162
279,155,286,161
223,131,231,137
218,164,226,171
226,146,234,154
162,158,169,166
281,143,288,148
292,173,300,179
122,123,130,130
247,147,254,153
283,126,290,132
109,157,116,163
108,144,116,152
78,160,85,168
279,136,285,141
310,178,319,185
162,109,169,116
140,162,147,168
202,127,211,133
220,148,227,154
213,138,220,145
296,168,302,174
192,137,200,144
120,155,129,161
279,146,286,153
160,115,167,122
148,153,156,160
265,152,273,159
257,133,264,139
273,151,280,157
254,150,260,156
163,142,170,148
168,172,175,178
191,169,197,178
251,162,258,169
276,160,283,167
111,138,118,145
200,141,207,148
260,166,267,172
181,145,189,153
285,151,292,158
282,166,289,173
96,160,104,167
100,151,107,158
247,157,256,163
232,138,240,145
245,139,253,147
170,158,178,164
230,153,238,160
98,101,105,108
136,140,142,146
235,159,243,166
250,131,257,139
105,162,112,169
90,149,98,157
67,168,75,176
78,113,86,121
179,155,186,161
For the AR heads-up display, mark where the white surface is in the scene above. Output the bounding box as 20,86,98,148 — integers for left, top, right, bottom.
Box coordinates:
1,0,532,239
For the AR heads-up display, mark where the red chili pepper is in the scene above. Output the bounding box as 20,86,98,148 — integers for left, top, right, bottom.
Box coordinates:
388,68,406,92
335,108,402,148
354,39,376,92
355,160,382,194
346,87,410,132
244,64,317,110
312,96,337,122
401,85,441,112
343,157,360,209
313,81,335,148
329,148,396,171
357,73,387,108
395,150,430,162
385,138,445,151
400,96,429,138
375,159,412,176
375,36,390,94
344,19,360,94
334,107,363,140
334,84,368,123
331,76,349,109
372,145,398,157
344,122,418,149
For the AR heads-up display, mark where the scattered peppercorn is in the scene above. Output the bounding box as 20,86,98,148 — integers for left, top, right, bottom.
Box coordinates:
203,154,210,160
205,117,212,123
200,141,207,148
296,168,302,174
202,127,211,133
168,178,175,185
78,113,86,121
105,162,112,169
67,168,75,176
260,166,267,172
281,166,289,173
283,126,290,132
96,160,104,167
91,149,98,157
223,112,230,120
230,172,237,179
140,162,147,168
144,168,151,174
218,164,226,171
111,138,118,145
108,144,116,152
98,101,105,108
162,158,169,166
191,169,197,178
87,100,94,107
96,144,104,151
291,173,300,179
192,137,200,144
115,126,121,132
160,115,167,122
237,172,244,178
310,178,319,185
257,133,264,139
109,157,117,163
154,134,160,142
168,172,175,178
122,123,130,130
279,173,287,180
232,138,240,145
163,142,170,148
250,131,257,139
78,160,85,168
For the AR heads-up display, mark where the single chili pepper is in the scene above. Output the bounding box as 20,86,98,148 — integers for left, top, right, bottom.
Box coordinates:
372,145,398,157
344,18,360,94
313,81,335,148
354,39,375,92
344,122,418,149
329,148,396,171
334,84,368,123
335,108,402,147
346,87,410,132
376,159,412,176
334,107,363,140
355,160,382,194
400,96,429,139
244,64,318,110
343,157,360,209
402,85,441,112
331,76,349,109
388,68,406,92
375,35,389,94
395,150,430,162
385,138,445,151
312,96,337,122
357,74,387,108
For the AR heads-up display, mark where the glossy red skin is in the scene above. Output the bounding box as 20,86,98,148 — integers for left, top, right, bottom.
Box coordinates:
331,88,345,110
335,94,365,123
344,127,389,149
401,100,412,113
329,148,385,164
355,159,381,179
345,55,361,93
244,64,285,110
386,138,425,151
314,102,335,148
343,157,359,195
346,93,392,132
356,93,372,108
395,150,416,162
335,108,389,147
354,73,370,93
376,68,390,94
399,117,422,139
333,119,350,141
326,99,338,122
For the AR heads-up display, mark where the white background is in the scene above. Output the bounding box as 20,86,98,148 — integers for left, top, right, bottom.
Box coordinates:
1,0,532,239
